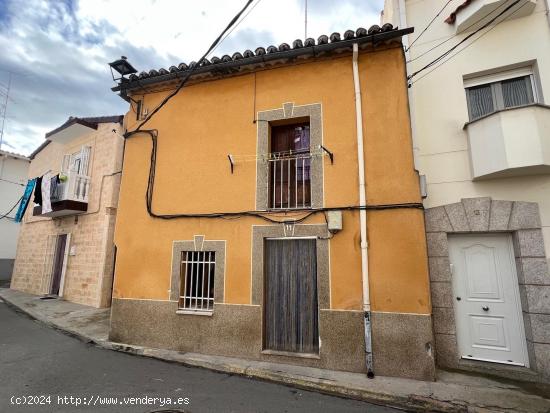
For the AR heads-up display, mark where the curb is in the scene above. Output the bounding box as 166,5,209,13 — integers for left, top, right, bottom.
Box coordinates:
0,293,530,413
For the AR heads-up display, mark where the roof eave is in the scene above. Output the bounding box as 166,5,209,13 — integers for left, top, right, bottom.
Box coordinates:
113,27,413,94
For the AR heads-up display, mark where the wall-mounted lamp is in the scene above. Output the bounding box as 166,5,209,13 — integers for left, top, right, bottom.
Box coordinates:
108,56,138,82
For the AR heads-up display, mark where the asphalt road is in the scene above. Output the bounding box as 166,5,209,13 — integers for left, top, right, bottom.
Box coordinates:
0,300,402,413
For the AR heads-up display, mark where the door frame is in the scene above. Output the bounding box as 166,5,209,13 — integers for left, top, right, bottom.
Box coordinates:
424,197,550,377
449,233,530,367
262,236,321,355
49,233,71,297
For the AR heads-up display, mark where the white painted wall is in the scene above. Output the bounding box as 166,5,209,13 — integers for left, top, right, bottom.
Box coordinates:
0,152,30,260
384,0,550,257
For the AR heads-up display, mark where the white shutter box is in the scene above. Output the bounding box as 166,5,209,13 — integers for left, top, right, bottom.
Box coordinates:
80,146,91,175
61,154,70,173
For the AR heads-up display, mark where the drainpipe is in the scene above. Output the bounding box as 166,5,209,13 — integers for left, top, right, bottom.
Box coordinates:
352,43,374,379
545,0,550,27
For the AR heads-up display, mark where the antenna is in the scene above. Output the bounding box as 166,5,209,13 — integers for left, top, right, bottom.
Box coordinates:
304,0,308,39
0,72,11,151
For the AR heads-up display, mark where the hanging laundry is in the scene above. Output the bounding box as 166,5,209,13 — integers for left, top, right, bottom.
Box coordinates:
41,172,52,214
14,179,36,223
50,174,60,201
33,176,43,205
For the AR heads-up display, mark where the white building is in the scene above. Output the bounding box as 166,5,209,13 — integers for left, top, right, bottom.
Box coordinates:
383,0,550,383
0,150,30,283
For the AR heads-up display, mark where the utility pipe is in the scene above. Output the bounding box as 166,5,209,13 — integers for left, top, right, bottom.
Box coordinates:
352,43,374,378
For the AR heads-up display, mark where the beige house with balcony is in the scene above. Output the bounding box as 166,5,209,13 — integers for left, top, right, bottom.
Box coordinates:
10,116,124,308
383,0,550,383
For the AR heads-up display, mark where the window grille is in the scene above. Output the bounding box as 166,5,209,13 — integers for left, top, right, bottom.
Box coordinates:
269,123,311,209
179,251,215,311
466,74,536,121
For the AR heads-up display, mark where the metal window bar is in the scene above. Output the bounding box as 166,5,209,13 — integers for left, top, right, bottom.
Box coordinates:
179,251,216,311
268,152,311,209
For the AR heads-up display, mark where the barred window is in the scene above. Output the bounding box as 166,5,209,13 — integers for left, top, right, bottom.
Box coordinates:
179,251,215,311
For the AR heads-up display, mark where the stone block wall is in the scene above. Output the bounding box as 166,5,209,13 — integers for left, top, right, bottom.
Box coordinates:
10,123,123,308
425,197,550,382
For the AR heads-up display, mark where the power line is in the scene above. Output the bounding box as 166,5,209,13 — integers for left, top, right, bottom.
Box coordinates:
207,0,264,58
411,1,530,85
408,0,521,81
0,72,11,151
405,0,453,52
133,0,256,133
0,195,22,221
407,0,511,64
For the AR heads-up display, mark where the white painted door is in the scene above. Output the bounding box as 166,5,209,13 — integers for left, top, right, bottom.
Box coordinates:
448,234,529,366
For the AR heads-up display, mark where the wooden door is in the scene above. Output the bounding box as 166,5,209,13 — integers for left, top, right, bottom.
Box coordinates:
264,238,319,354
449,234,529,366
50,234,67,296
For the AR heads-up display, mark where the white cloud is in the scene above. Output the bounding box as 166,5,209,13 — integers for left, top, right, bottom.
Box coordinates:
0,0,383,155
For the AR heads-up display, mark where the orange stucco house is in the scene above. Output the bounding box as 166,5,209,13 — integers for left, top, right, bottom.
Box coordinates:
109,24,435,380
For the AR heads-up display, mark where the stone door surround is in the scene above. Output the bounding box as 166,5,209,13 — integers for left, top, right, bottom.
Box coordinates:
425,197,550,380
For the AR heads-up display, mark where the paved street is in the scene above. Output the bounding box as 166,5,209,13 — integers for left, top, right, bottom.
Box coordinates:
0,300,400,413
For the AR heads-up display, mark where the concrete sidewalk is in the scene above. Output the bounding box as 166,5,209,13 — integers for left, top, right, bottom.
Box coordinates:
1,288,549,413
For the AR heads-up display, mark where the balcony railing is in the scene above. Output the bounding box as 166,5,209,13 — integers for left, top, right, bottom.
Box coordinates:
33,171,90,217
268,151,311,209
53,172,90,203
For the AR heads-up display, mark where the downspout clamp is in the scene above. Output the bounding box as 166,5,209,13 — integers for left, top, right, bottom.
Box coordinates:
352,43,374,378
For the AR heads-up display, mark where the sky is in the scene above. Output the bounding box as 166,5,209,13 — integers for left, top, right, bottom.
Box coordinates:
0,0,383,156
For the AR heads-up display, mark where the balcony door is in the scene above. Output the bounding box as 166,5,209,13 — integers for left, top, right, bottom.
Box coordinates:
264,238,319,354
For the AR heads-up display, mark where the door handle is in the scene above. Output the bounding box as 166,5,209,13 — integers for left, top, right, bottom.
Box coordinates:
482,305,489,311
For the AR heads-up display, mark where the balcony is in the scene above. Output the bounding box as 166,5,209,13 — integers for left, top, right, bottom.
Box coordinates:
455,0,536,34
465,104,550,180
33,172,90,217
268,151,311,209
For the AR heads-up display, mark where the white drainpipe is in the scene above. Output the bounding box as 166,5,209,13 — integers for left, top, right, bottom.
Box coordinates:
545,0,550,27
352,43,374,378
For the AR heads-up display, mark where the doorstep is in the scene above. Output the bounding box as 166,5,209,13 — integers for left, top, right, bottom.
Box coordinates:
1,288,549,413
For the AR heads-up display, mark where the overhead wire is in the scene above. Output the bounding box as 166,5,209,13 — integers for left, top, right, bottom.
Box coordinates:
406,0,513,64
0,195,22,220
131,0,256,133
411,0,530,85
408,0,521,81
405,0,453,52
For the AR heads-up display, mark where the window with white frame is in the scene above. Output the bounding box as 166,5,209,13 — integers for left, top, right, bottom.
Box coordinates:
61,146,91,175
464,67,538,121
179,251,215,311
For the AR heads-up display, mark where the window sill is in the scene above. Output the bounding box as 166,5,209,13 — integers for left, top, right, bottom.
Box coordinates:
463,103,550,129
176,309,213,317
261,349,320,359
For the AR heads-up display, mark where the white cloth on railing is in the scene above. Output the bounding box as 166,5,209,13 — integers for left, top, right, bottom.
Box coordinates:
41,171,52,214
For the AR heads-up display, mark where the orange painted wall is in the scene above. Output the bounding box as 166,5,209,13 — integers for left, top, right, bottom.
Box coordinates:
113,44,431,314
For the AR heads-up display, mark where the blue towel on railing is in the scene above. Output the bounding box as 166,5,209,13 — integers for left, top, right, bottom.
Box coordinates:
15,179,36,223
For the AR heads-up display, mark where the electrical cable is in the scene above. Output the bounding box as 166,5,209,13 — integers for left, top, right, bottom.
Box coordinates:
124,129,423,224
207,0,265,58
131,0,255,133
0,177,25,186
411,0,529,86
0,194,22,220
406,0,513,64
408,0,520,81
405,0,453,52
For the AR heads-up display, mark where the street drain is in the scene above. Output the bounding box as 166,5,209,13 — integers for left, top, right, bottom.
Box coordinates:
39,296,57,300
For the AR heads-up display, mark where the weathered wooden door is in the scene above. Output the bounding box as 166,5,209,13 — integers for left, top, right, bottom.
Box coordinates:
50,234,67,296
264,238,319,354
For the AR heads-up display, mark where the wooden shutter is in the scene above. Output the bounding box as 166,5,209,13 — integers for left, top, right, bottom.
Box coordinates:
264,239,319,354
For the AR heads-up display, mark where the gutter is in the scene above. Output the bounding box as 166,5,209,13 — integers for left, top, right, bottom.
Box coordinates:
112,28,414,95
352,43,374,379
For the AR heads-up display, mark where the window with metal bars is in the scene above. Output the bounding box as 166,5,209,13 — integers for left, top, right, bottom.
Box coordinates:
269,123,311,209
465,74,536,121
179,251,215,311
